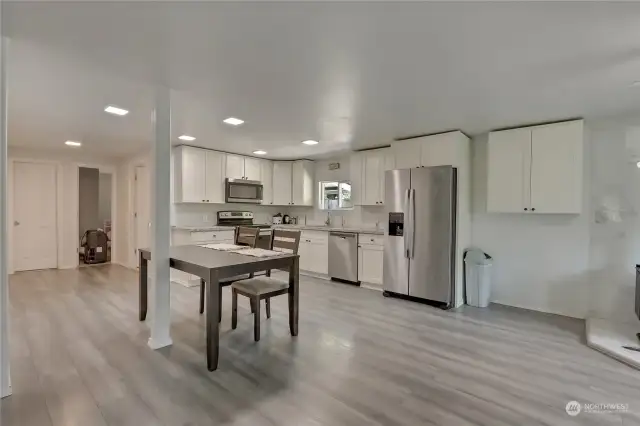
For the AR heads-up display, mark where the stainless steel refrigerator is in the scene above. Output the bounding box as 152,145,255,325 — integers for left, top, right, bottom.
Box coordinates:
383,166,457,307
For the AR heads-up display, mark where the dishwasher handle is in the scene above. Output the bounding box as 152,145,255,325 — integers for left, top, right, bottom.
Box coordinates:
330,232,356,239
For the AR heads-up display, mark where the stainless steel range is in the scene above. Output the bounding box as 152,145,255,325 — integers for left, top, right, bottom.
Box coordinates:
217,211,272,249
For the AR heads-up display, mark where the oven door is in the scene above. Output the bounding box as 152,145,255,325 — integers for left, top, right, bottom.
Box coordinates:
225,178,263,204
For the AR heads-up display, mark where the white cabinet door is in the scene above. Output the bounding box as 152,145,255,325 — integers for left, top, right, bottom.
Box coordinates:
310,242,328,274
292,160,314,206
362,151,382,205
393,139,422,169
530,121,583,214
225,154,245,179
298,241,312,271
273,162,292,205
350,153,364,205
244,157,262,181
420,132,460,167
180,146,207,202
260,160,274,205
487,128,531,213
359,245,383,285
205,150,225,203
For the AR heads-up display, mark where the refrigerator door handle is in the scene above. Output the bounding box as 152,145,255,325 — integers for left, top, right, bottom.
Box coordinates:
409,188,416,258
404,189,410,258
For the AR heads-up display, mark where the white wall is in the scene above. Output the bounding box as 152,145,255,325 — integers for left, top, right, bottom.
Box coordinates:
98,172,112,227
8,147,120,271
471,119,640,321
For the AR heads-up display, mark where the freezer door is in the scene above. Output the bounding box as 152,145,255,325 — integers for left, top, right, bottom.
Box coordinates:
408,166,456,303
383,169,411,295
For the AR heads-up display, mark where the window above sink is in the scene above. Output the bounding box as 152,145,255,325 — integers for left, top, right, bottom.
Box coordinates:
319,181,352,210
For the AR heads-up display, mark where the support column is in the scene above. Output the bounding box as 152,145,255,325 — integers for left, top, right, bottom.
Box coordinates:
147,87,172,350
0,30,11,397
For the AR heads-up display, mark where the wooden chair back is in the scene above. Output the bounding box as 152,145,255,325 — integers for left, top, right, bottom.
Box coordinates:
270,229,301,254
235,226,260,247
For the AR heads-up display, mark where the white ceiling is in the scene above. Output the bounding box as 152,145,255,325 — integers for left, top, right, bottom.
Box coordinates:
4,2,640,159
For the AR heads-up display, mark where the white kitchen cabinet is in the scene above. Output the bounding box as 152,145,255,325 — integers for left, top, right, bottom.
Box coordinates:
205,150,225,204
487,119,583,214
260,160,274,205
361,149,390,206
292,160,314,206
358,234,383,286
225,154,245,180
244,157,262,181
273,162,293,205
298,230,328,275
392,138,422,169
487,127,530,213
350,152,364,205
174,146,207,203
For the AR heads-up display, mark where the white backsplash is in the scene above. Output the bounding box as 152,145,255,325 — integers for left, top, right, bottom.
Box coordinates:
286,205,385,230
172,203,283,227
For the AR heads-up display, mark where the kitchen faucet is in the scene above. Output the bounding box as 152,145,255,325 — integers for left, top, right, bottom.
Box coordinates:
325,211,331,226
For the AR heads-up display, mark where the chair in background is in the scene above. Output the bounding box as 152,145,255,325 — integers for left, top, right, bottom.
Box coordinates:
199,226,260,317
231,229,301,341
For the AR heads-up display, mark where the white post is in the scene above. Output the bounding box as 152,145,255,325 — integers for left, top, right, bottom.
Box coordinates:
0,30,11,397
147,87,172,349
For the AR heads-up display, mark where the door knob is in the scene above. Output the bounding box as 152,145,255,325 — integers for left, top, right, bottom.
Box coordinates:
13,220,19,226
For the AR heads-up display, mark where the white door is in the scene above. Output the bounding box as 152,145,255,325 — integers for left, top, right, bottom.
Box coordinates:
272,162,292,205
225,154,245,179
487,127,531,213
360,245,383,285
181,147,206,202
13,162,58,271
363,152,382,205
134,166,150,259
261,160,274,205
530,121,583,214
205,150,225,203
244,157,262,181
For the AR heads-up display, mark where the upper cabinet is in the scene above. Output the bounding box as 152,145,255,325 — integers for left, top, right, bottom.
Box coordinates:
225,154,262,181
292,160,314,206
351,147,393,206
487,120,583,214
272,162,293,205
391,131,469,170
174,146,224,203
260,160,274,205
393,138,422,169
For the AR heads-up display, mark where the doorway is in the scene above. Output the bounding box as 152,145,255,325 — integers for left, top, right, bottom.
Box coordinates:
78,167,112,265
12,161,58,271
133,165,150,267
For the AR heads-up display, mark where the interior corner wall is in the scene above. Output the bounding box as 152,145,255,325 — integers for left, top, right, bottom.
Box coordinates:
78,167,100,237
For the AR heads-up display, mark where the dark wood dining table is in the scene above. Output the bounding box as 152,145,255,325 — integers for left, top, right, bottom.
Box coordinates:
138,245,299,371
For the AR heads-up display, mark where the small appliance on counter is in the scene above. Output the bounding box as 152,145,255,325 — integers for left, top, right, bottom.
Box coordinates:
283,214,291,224
272,213,282,225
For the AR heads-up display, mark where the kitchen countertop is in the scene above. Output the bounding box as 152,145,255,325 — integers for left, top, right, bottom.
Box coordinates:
272,224,384,235
173,224,384,235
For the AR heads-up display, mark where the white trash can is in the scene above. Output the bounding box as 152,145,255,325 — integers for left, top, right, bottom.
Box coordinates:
464,249,492,308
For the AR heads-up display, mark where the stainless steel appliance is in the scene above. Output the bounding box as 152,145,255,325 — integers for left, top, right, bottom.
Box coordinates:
217,211,272,249
329,231,358,284
225,178,263,204
383,166,456,307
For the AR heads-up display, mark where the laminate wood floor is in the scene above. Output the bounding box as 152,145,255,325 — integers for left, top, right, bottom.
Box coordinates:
1,265,639,426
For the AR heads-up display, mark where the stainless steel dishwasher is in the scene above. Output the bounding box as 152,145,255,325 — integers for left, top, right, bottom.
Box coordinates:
329,231,359,284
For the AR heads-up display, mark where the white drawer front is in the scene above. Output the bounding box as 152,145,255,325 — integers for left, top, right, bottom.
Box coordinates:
190,230,234,243
301,230,329,244
359,234,384,246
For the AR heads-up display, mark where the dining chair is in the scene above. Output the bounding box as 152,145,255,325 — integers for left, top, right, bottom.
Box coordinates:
199,226,260,317
231,229,301,341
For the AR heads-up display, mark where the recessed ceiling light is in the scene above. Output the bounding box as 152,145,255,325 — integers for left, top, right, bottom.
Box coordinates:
178,135,196,141
631,81,640,88
253,150,267,155
223,117,244,126
65,140,82,147
104,105,129,116
302,139,319,145
636,161,640,168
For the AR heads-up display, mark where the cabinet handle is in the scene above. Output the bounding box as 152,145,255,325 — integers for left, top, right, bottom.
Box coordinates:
531,208,536,212
524,208,528,211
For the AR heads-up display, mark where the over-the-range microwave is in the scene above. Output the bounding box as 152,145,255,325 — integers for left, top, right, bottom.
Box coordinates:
225,178,263,204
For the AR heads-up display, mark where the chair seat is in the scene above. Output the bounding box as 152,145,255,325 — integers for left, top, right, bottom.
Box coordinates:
231,277,289,295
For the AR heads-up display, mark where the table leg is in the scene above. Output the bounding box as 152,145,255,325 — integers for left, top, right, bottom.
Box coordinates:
206,270,220,371
139,251,148,321
288,256,299,336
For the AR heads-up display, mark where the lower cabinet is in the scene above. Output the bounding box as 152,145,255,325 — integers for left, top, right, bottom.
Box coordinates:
358,234,383,286
298,230,328,275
